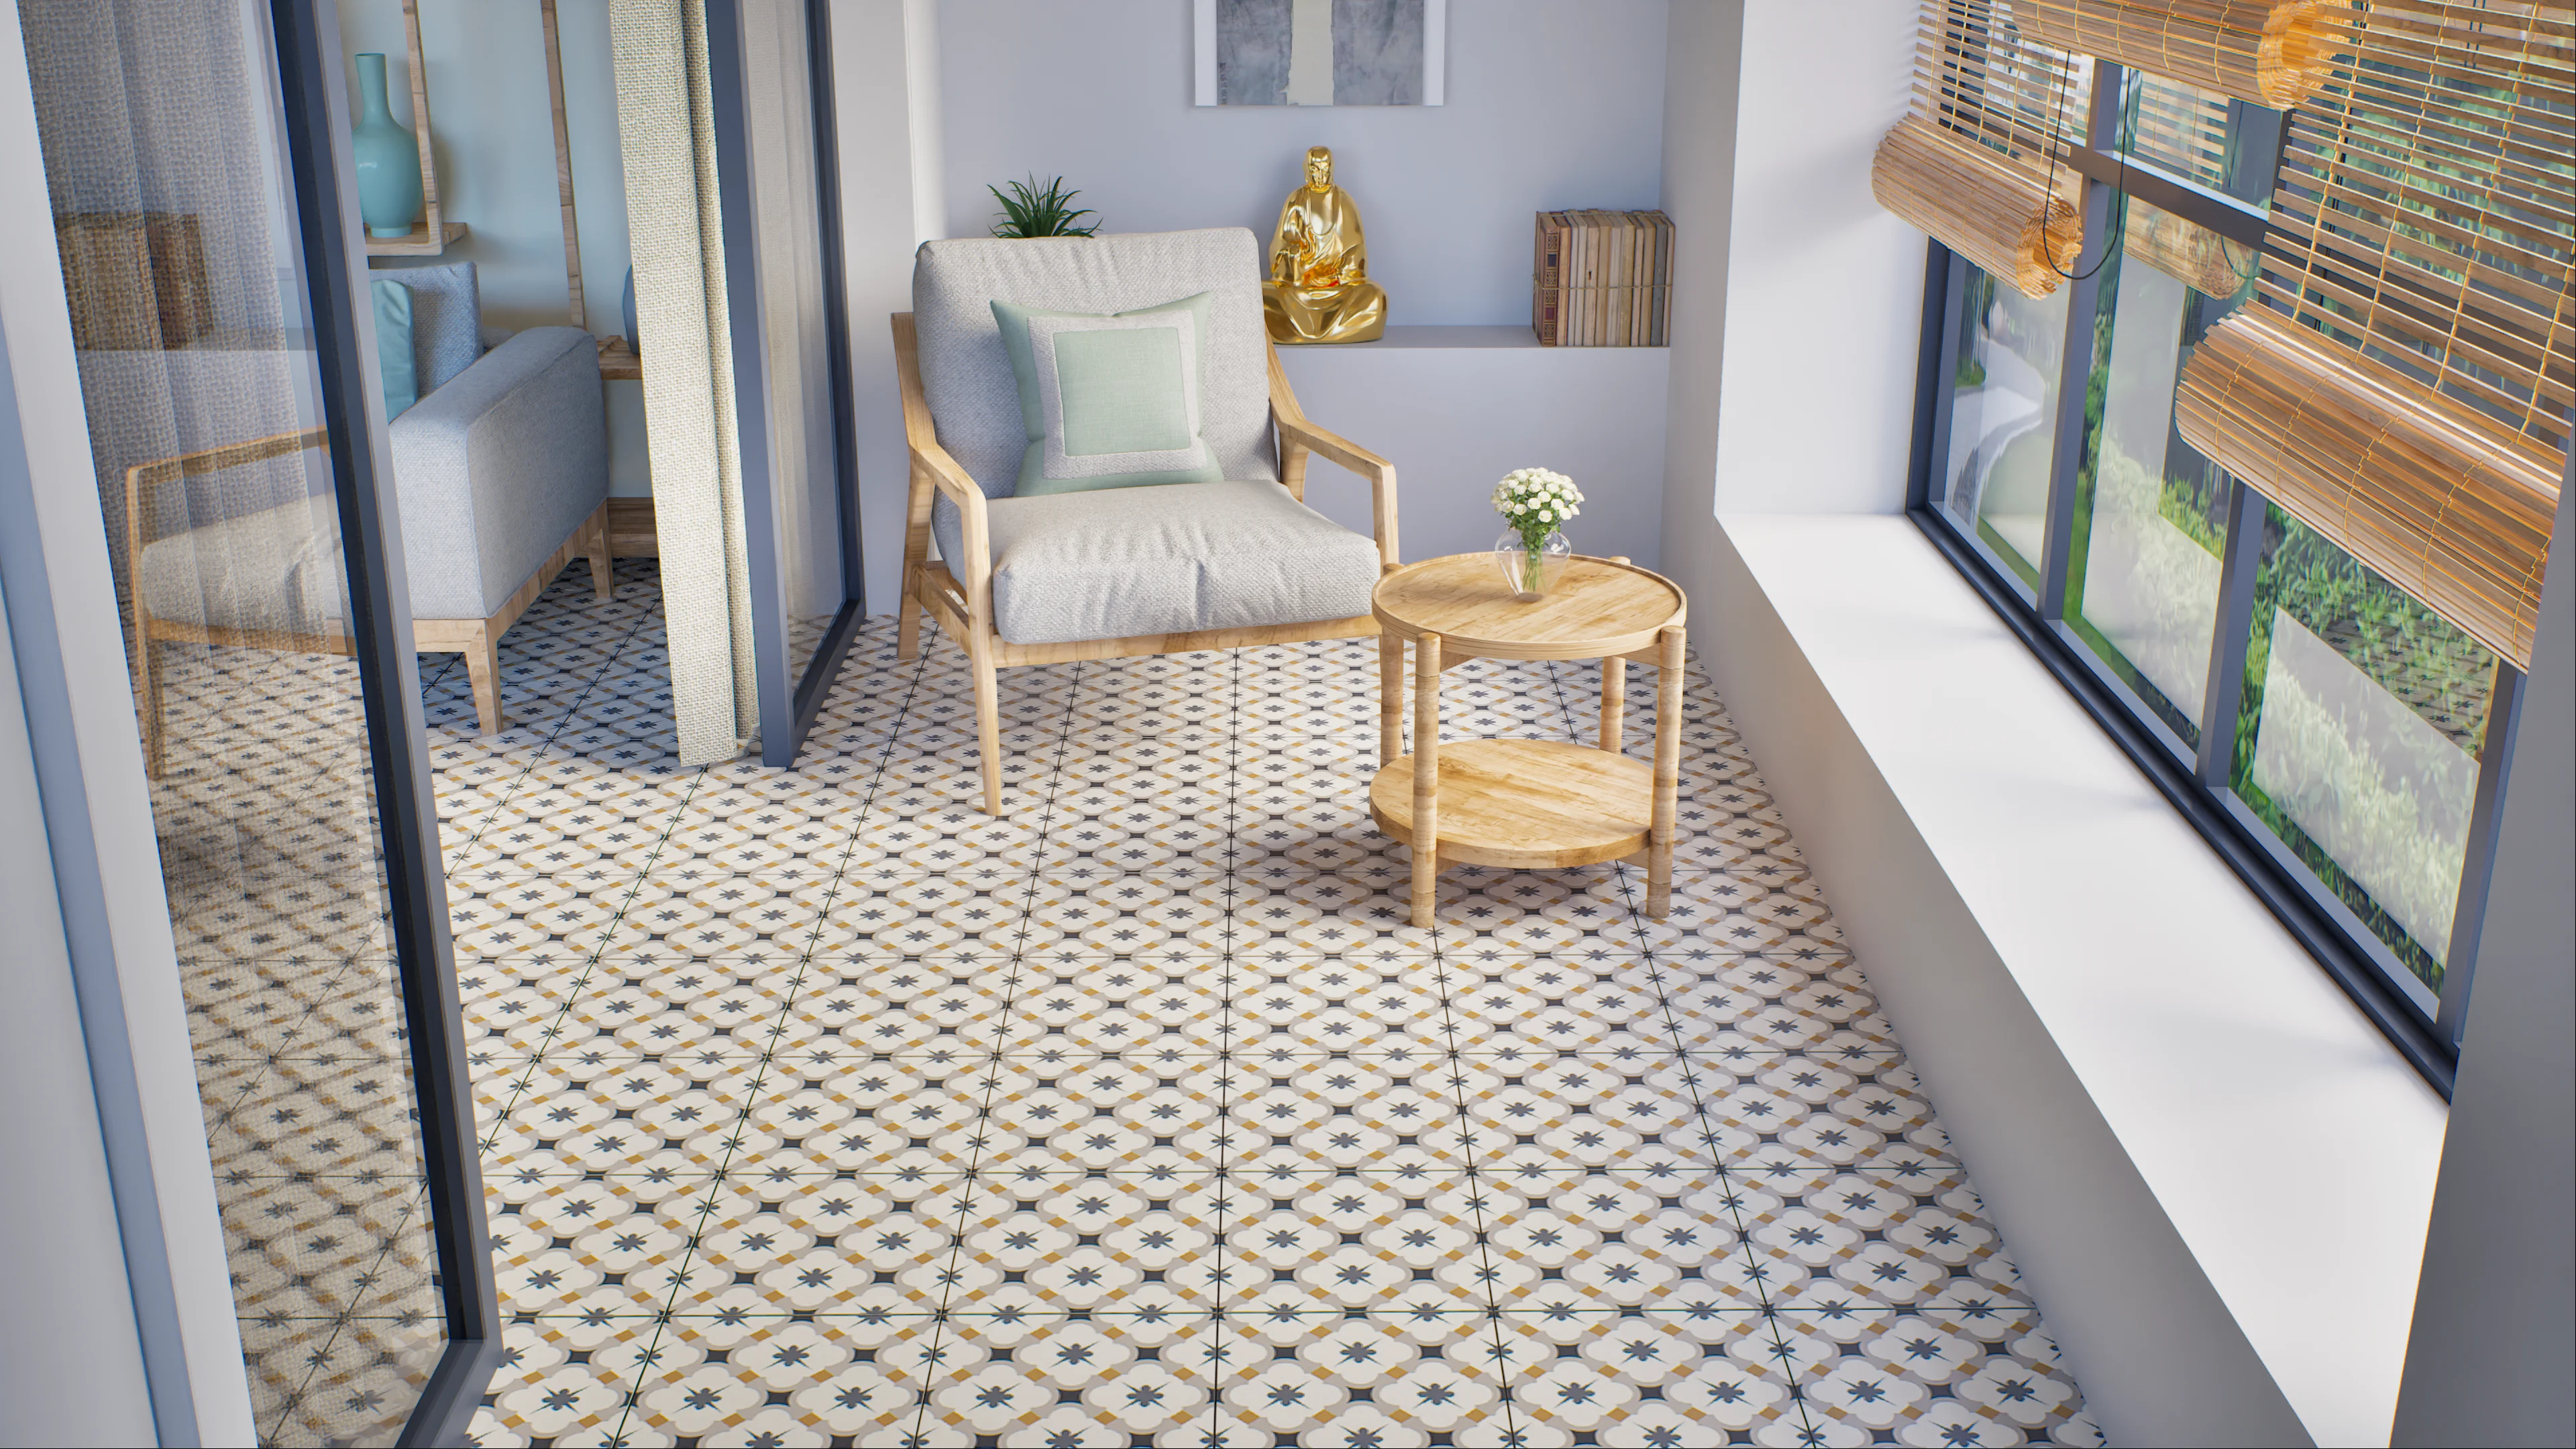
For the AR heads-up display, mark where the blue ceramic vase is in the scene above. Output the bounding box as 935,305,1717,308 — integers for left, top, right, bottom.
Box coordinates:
351,52,424,239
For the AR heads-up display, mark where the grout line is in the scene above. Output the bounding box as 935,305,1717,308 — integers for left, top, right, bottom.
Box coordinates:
894,652,1087,1444
600,627,935,1445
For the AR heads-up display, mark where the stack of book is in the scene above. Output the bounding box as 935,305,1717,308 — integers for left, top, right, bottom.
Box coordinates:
1532,209,1673,347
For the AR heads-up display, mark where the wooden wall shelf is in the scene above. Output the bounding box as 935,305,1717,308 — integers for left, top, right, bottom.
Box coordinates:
364,220,470,258
596,336,640,381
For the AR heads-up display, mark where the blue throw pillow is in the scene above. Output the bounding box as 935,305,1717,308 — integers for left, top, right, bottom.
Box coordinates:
372,278,419,420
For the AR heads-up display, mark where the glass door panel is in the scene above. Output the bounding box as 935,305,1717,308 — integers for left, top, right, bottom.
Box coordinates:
17,0,474,1440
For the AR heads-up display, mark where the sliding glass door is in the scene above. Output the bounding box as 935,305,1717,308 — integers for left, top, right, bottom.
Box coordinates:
13,0,493,1439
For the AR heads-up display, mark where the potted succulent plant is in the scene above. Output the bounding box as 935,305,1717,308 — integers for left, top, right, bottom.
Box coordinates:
987,175,1100,238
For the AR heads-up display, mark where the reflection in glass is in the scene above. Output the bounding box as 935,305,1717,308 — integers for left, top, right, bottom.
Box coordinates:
2063,201,2254,743
19,0,445,1439
1940,264,2070,588
742,0,845,696
2234,508,2491,994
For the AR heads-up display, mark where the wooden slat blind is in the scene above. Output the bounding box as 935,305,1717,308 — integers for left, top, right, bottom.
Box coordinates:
1876,0,2091,299
2174,0,2575,667
2021,1,2358,106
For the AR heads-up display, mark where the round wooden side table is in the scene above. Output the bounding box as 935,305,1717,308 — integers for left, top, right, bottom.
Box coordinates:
1368,553,1688,926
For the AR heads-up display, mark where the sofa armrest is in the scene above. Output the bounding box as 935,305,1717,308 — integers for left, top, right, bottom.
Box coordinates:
390,325,607,621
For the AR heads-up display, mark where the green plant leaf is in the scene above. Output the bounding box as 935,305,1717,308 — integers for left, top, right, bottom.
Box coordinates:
988,174,1100,239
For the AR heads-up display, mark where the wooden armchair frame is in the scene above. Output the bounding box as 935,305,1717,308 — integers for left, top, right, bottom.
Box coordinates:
892,311,1399,815
125,426,612,775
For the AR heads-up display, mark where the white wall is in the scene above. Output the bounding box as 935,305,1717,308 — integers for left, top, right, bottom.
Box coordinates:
1278,331,1670,567
1653,0,1741,612
1707,0,1922,515
2394,480,2576,1447
932,0,1670,326
337,0,651,496
832,0,943,610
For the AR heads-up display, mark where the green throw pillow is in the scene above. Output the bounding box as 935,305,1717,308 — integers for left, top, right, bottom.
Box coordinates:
371,278,419,421
990,292,1224,496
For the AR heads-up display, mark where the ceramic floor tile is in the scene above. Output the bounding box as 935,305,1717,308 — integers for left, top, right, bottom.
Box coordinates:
1774,1309,2102,1446
386,571,2089,1446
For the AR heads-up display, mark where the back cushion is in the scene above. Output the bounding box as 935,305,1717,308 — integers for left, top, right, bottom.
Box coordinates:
912,229,1275,498
390,260,482,393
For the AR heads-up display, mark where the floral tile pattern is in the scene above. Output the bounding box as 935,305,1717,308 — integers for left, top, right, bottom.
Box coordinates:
390,561,2094,1448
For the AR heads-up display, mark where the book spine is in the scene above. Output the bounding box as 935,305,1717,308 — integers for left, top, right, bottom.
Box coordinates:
1569,211,1591,347
1610,211,1633,347
1654,211,1674,347
1533,211,1564,345
1576,210,1597,345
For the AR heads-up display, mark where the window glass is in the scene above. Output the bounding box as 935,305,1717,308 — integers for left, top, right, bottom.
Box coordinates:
2061,199,2256,744
2233,508,2494,995
1939,264,2070,590
2118,70,2281,207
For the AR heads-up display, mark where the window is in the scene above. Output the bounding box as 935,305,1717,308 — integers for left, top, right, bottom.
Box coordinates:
1913,51,2555,1087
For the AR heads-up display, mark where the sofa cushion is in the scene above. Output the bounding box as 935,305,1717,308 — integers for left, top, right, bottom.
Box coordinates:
932,480,1379,646
912,229,1277,499
387,260,481,392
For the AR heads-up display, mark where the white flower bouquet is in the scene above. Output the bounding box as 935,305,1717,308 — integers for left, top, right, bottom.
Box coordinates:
1492,468,1582,596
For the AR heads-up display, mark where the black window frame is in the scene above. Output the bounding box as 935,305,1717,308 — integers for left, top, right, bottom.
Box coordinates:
1904,58,2548,1097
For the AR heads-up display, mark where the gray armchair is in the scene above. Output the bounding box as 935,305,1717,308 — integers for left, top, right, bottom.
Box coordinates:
125,262,610,773
894,227,1399,815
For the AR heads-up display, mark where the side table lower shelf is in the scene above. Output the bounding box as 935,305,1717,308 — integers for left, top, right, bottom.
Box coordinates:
1368,737,1656,871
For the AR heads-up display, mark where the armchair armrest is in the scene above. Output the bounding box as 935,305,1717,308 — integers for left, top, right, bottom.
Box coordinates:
893,312,994,618
125,427,329,575
1267,342,1399,567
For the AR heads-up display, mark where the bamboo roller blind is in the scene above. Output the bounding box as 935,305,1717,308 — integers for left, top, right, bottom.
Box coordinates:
1875,1,2090,299
2021,1,2358,107
2174,0,2574,667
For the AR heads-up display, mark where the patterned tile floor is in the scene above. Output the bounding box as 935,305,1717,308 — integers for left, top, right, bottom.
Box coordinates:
412,561,2098,1448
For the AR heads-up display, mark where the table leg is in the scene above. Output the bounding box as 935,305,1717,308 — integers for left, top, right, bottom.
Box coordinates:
1379,630,1405,767
1411,631,1442,929
1648,624,1684,920
1600,653,1626,753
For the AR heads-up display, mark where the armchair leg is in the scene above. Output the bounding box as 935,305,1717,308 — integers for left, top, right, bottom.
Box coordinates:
585,504,613,602
132,608,166,780
966,623,1003,815
896,566,923,661
462,621,506,735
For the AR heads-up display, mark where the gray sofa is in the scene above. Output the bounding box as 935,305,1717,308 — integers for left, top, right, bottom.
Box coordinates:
122,262,610,770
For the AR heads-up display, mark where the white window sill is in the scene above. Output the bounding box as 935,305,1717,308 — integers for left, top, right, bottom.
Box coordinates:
1709,511,2447,1447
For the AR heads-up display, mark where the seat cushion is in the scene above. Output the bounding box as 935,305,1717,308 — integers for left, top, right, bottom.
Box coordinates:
136,496,350,635
932,480,1379,647
912,229,1277,498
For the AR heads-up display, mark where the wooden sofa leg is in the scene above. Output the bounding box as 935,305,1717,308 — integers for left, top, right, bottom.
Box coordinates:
586,504,613,602
462,622,505,735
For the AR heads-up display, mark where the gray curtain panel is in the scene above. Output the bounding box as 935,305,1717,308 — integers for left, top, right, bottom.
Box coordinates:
610,0,757,765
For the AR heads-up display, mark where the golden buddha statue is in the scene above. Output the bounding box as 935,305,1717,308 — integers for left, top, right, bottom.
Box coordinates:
1264,146,1386,344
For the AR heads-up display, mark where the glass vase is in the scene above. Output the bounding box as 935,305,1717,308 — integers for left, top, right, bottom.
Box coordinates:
1494,529,1572,600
